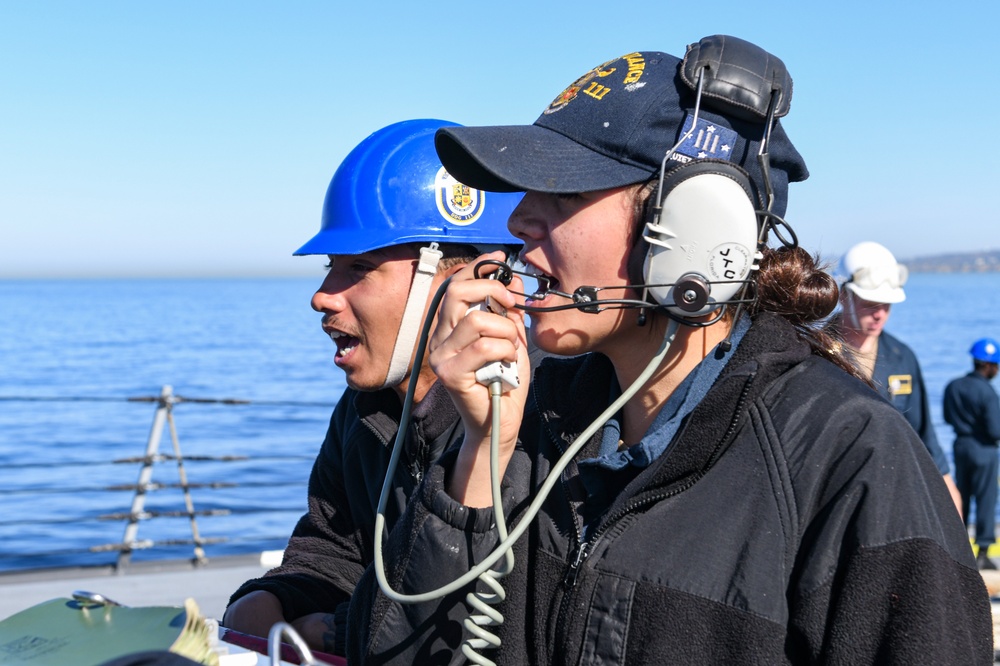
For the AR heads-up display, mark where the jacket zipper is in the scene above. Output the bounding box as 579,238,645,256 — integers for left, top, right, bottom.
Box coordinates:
361,418,389,449
552,373,757,651
563,540,589,588
361,417,425,483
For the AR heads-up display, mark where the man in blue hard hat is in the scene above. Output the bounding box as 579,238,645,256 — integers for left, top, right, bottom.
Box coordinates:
837,241,963,514
945,337,1000,570
222,119,524,654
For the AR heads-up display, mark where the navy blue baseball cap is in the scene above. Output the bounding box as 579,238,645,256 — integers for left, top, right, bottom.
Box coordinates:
435,42,808,217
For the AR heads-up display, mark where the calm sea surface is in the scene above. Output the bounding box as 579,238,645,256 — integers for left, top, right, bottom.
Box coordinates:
1,274,999,571
0,277,338,571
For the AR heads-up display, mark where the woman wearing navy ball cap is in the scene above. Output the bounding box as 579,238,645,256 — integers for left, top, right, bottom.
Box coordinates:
349,37,992,664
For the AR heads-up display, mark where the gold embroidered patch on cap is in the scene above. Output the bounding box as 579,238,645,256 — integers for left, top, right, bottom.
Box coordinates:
543,53,647,115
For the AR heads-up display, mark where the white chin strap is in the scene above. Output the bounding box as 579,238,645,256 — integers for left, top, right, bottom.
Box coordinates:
381,243,443,390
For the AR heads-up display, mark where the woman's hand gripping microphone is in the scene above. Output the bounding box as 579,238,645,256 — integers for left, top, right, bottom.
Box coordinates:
429,252,530,507
467,292,520,391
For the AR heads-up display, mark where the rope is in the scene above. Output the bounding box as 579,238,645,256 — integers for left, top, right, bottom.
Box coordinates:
0,454,314,470
0,506,304,528
0,395,332,407
0,388,328,570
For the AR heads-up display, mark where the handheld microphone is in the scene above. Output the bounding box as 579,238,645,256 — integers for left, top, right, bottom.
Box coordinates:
467,256,520,391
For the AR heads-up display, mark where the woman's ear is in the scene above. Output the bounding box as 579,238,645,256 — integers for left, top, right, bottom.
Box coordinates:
627,181,657,293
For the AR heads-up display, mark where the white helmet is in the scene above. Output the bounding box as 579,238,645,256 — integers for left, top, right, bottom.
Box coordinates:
839,241,908,304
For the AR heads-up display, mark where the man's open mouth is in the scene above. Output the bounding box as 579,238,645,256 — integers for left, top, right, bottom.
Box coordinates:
332,332,360,358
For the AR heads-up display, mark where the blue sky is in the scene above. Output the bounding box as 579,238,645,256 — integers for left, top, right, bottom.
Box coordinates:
2,1,997,278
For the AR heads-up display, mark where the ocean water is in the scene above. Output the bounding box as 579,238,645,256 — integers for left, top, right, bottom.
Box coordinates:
0,277,340,571
1,273,999,572
888,273,1000,464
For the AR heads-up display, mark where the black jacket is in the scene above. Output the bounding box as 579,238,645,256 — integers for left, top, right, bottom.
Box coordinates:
227,381,463,653
349,313,992,665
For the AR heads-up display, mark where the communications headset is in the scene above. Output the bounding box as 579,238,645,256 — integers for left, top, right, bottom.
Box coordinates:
373,35,801,665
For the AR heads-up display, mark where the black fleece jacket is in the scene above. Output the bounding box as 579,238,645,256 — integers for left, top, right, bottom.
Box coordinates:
227,381,463,654
348,313,992,665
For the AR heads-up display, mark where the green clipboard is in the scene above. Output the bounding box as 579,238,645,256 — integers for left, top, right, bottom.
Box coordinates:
0,592,217,666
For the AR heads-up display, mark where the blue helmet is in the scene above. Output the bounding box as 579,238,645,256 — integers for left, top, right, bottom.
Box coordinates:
295,119,523,256
971,338,1000,364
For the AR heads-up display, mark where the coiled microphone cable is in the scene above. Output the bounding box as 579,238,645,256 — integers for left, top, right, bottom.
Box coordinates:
372,275,680,665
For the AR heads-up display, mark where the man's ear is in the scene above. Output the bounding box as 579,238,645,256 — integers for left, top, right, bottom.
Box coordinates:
441,261,468,278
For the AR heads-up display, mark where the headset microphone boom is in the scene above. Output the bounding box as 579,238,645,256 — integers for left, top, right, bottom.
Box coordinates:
373,35,805,665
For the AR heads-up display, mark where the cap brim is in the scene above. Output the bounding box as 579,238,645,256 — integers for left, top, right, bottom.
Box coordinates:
845,282,906,305
436,125,655,194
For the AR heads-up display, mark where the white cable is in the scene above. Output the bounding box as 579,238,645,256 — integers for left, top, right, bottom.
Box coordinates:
267,622,319,666
372,280,679,661
461,381,515,665
374,306,679,601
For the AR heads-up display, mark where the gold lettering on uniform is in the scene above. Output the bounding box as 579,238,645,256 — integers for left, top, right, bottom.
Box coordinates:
888,374,913,396
583,82,611,100
621,52,646,84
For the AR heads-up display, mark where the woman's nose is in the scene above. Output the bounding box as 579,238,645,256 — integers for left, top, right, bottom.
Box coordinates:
507,193,546,242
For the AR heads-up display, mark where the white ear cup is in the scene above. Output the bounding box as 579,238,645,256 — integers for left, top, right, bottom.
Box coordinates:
643,168,759,316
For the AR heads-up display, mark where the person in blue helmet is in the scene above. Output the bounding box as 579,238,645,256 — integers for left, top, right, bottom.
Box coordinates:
836,241,963,515
221,119,524,655
347,37,991,664
945,338,1000,570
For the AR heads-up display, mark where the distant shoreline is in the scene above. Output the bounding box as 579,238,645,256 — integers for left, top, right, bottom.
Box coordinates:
903,250,1000,273
3,253,1000,280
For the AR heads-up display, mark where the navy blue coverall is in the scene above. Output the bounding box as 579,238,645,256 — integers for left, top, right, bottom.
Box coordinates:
875,331,950,474
944,370,1000,547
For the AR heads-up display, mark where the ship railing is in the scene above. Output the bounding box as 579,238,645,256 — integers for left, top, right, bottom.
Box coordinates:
0,386,330,574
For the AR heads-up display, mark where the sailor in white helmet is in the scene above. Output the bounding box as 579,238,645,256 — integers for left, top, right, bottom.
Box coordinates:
837,241,962,515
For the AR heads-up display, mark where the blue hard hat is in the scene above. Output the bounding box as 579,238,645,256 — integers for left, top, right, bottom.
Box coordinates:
295,119,523,256
971,338,1000,364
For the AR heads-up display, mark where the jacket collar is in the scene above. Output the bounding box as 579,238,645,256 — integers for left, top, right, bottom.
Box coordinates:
353,380,460,452
532,313,813,496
